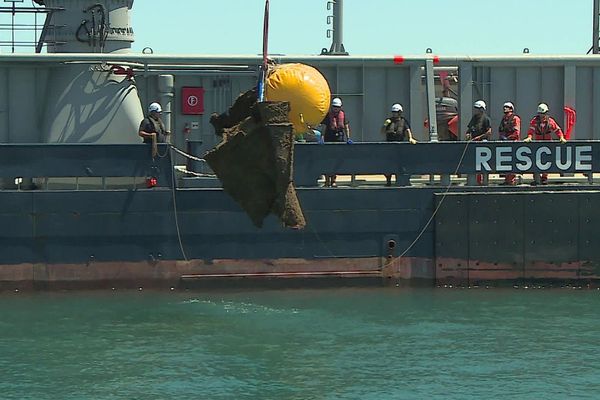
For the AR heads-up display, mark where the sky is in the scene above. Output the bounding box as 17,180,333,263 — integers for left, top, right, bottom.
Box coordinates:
128,0,597,56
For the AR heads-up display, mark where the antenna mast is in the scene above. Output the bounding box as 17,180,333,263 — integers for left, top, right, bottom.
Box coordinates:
322,0,348,55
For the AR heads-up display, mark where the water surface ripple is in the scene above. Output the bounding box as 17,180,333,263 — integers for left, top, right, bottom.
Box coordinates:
0,288,598,399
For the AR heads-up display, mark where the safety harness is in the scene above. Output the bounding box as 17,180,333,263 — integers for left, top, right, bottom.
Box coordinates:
385,117,408,141
328,110,345,133
499,114,518,140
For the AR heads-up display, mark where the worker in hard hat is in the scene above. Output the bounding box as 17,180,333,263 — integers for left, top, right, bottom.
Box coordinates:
524,103,567,185
323,97,350,143
139,102,170,144
139,102,171,187
381,103,417,186
465,100,491,185
465,100,491,141
498,101,521,185
321,97,351,187
381,103,417,144
524,103,566,143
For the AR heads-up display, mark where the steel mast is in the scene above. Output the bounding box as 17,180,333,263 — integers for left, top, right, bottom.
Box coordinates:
593,0,599,53
322,0,348,55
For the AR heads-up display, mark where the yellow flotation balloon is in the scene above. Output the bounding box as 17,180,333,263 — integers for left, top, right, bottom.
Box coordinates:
265,63,331,133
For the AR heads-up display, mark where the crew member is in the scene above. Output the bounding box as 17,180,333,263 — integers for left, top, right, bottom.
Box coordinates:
466,100,491,141
139,102,170,144
139,102,170,187
321,97,351,187
498,101,521,185
381,103,417,186
466,100,491,185
524,103,567,185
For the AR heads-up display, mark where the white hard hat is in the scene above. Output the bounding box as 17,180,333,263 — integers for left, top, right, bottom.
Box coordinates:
391,103,403,112
148,102,162,113
473,100,486,110
332,97,342,107
503,101,514,110
537,103,549,114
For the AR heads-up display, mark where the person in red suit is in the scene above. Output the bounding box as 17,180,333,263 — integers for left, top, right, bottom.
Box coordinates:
523,103,567,185
498,102,521,185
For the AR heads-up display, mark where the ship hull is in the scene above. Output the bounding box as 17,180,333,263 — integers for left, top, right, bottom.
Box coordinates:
2,185,600,290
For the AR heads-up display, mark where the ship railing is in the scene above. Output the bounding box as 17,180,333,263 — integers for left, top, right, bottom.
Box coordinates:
177,140,600,189
0,5,65,53
291,141,600,187
0,144,172,190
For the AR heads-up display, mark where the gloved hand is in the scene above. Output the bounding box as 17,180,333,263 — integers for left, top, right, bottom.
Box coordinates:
409,138,417,145
523,136,533,143
314,130,323,144
346,139,353,144
384,119,392,126
559,136,567,144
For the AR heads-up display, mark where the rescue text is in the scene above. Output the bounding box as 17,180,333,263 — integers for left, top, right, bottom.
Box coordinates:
475,145,592,172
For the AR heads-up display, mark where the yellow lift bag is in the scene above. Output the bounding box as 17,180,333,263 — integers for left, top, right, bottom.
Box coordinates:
265,63,331,133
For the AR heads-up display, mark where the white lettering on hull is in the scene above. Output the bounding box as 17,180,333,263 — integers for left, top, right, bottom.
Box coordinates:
475,145,592,172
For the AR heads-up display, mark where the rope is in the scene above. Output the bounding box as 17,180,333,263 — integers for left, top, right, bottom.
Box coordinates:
386,140,473,266
302,143,473,268
151,134,158,158
163,138,472,268
170,145,206,162
298,143,474,268
177,168,215,178
308,223,337,258
154,138,170,159
168,146,188,262
163,143,223,261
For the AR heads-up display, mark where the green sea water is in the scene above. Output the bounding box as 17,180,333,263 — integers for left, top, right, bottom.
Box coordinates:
1,288,599,399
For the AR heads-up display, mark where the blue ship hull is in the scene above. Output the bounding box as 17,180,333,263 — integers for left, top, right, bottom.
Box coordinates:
1,142,599,289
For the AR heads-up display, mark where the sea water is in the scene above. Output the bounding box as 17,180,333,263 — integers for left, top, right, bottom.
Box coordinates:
0,288,599,399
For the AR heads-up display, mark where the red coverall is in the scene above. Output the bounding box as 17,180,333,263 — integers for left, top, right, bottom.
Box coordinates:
526,115,565,183
499,113,521,184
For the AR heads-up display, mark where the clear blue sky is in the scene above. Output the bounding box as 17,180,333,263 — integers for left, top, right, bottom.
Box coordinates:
131,0,595,56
